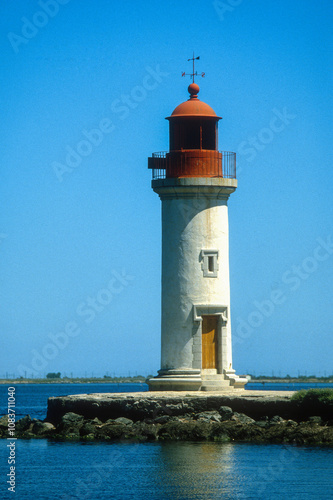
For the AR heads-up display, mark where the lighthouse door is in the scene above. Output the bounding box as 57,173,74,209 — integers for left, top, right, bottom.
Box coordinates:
202,315,218,369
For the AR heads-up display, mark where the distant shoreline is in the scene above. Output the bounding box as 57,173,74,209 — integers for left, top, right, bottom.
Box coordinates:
248,379,333,384
0,378,332,385
0,378,147,384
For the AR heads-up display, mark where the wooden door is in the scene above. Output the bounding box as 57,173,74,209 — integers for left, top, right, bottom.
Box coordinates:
202,315,218,369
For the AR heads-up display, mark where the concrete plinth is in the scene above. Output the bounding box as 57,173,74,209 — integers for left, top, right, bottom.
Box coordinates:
147,369,202,391
47,390,298,425
147,368,248,392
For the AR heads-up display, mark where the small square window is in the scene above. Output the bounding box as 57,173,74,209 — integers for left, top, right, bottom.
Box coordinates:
201,250,219,278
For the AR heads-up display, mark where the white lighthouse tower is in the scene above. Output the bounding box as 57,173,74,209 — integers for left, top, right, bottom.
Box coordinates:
147,68,247,391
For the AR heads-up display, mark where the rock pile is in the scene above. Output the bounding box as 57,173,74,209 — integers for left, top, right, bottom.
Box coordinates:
1,406,332,445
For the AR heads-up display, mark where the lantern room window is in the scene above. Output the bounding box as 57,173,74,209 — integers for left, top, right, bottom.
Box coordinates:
169,119,217,151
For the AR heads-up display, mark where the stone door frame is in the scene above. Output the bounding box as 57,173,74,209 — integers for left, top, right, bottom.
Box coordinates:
192,304,228,373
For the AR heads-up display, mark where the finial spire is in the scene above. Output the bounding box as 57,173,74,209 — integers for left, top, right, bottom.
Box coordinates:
182,53,205,83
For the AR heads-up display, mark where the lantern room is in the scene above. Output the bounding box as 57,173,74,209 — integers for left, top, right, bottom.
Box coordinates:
148,83,236,179
168,83,220,151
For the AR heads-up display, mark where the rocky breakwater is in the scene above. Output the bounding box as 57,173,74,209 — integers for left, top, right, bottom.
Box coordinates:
1,390,332,445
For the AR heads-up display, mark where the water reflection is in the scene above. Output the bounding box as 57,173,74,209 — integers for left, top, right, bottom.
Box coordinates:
158,442,244,499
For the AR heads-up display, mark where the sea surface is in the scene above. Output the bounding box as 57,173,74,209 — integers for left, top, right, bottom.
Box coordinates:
1,440,333,499
1,383,332,499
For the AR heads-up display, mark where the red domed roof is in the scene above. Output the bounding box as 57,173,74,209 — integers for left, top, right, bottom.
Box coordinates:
166,84,221,120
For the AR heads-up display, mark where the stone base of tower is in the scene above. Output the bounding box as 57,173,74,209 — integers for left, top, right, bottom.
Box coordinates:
147,369,202,392
147,368,248,392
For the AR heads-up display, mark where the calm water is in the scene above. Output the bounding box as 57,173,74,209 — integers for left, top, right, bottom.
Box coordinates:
1,383,333,499
0,440,332,499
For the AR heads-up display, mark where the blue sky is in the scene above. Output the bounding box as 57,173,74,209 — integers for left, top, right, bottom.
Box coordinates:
1,0,332,378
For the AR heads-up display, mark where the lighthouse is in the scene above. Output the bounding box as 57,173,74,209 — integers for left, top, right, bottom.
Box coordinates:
147,62,247,391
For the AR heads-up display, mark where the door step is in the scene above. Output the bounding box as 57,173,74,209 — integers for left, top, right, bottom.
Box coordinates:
200,376,233,391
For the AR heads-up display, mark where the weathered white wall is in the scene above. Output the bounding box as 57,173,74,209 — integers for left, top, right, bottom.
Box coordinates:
153,178,237,375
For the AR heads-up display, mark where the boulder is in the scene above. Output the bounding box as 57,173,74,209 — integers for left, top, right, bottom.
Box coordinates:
286,419,298,427
196,411,221,423
114,417,133,426
288,422,333,445
16,415,33,432
132,422,159,441
222,420,265,442
231,412,256,424
96,423,125,440
159,421,212,441
58,412,84,434
270,415,285,424
32,421,56,436
219,406,233,421
90,417,102,425
255,416,269,428
80,421,99,437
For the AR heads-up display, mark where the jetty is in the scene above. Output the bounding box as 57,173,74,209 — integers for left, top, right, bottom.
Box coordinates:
47,390,298,423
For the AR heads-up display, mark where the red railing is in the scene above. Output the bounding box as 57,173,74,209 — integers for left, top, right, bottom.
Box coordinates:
148,150,236,180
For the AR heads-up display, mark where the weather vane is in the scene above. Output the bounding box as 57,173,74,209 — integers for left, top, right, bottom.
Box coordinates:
182,53,205,83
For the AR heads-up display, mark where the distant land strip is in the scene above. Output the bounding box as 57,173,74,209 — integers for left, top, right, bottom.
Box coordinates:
0,376,332,384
